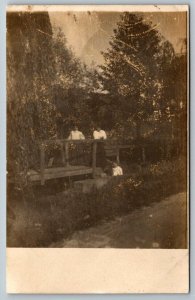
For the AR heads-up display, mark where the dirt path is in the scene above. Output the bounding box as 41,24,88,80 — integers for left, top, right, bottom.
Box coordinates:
51,192,187,248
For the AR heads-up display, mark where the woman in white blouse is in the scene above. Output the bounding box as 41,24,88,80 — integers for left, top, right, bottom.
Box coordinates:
68,125,85,140
93,126,107,140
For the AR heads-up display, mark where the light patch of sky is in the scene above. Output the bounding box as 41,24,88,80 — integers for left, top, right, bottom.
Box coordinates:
49,11,187,67
50,12,99,55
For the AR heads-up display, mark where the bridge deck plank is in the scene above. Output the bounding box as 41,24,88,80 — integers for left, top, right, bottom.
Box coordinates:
27,165,93,182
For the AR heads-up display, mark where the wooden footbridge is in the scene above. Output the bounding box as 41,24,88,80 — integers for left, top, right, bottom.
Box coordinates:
27,139,131,185
22,137,179,186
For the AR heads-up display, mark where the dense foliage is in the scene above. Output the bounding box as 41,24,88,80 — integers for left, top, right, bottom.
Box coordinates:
7,13,96,178
7,12,187,181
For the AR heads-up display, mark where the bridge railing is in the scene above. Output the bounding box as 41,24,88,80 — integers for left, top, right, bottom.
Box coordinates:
38,137,181,185
39,139,102,185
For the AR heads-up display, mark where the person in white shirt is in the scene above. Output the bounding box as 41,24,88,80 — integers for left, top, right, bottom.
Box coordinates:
68,125,85,140
112,162,123,176
93,126,107,140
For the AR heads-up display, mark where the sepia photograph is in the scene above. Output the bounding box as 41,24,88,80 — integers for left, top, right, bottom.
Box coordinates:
7,5,188,251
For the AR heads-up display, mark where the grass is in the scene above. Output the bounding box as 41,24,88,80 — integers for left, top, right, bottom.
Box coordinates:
7,158,187,247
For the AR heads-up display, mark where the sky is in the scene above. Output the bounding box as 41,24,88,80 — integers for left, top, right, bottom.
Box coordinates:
49,11,187,67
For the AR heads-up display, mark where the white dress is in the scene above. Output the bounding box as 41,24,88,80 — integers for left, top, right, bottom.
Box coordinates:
93,130,107,140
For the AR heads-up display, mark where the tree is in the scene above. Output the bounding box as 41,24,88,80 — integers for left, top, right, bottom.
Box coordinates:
99,12,176,140
51,28,99,138
7,14,99,180
7,12,58,177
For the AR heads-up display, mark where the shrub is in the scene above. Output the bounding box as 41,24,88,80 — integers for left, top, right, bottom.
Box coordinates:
7,158,186,247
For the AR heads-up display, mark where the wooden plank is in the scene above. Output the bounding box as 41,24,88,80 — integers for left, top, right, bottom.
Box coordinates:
40,144,45,185
105,149,117,152
42,139,97,145
104,146,115,149
117,145,131,148
28,165,89,174
104,145,131,150
92,141,97,178
28,168,93,182
105,150,118,155
41,139,131,146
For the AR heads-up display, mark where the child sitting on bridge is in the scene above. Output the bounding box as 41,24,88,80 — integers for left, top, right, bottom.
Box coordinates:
112,162,123,176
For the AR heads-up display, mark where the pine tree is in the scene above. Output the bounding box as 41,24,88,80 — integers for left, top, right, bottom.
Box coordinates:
100,12,176,140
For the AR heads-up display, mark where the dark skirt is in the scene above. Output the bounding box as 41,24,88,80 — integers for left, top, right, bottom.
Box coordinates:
96,141,107,169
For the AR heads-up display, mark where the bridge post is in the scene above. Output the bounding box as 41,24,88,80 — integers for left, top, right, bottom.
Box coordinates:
116,147,120,164
60,142,65,166
92,141,97,178
65,141,70,167
40,143,45,185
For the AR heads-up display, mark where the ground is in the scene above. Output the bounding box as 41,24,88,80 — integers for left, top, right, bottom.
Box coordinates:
50,192,187,248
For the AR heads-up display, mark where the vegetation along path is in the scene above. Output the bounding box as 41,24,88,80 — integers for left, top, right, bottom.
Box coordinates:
51,193,187,249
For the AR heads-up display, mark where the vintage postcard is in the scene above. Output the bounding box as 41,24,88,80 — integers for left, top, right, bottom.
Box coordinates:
6,5,189,293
